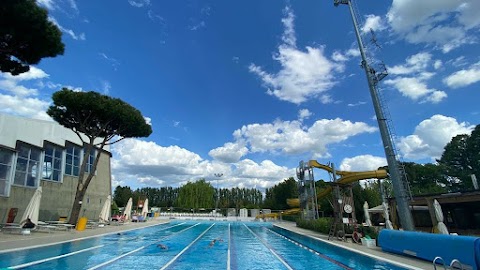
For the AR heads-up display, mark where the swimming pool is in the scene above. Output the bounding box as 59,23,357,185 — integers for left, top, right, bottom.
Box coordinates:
0,221,413,269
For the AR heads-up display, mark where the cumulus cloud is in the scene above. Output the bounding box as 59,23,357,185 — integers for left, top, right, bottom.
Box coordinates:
249,6,342,104
443,61,480,88
0,67,50,96
384,52,447,103
209,142,249,163
298,109,312,121
3,66,49,81
0,94,51,120
386,0,480,52
111,139,293,189
229,118,376,159
361,15,387,33
339,155,387,171
397,114,474,160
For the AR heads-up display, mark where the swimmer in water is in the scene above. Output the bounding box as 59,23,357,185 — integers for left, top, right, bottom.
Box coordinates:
157,244,168,250
209,238,223,247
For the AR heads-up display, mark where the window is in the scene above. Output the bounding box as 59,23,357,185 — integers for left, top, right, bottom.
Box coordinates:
65,143,81,176
84,147,95,174
0,148,14,196
42,144,63,182
14,143,41,187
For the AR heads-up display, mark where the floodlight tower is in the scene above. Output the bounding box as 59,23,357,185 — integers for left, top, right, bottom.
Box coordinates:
214,173,223,218
334,0,415,230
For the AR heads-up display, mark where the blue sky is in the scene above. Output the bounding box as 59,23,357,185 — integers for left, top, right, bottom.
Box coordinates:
1,0,479,191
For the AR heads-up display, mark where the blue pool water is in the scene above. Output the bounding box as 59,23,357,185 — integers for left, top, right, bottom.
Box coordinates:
0,221,411,270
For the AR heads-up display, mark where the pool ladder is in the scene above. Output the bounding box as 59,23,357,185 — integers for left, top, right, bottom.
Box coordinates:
433,256,466,270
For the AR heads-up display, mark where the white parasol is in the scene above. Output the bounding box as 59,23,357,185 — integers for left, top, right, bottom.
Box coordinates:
123,198,133,221
363,201,372,226
382,202,394,229
433,199,449,234
141,198,149,217
99,195,111,223
21,186,42,224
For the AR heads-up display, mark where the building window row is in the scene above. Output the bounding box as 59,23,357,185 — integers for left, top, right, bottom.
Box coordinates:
0,142,96,197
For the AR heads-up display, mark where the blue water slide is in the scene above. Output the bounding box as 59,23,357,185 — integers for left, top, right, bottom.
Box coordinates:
378,229,480,269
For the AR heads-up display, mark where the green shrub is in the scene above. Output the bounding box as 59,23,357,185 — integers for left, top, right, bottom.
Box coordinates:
296,217,333,234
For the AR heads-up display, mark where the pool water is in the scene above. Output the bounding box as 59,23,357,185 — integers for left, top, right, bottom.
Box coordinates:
0,221,410,270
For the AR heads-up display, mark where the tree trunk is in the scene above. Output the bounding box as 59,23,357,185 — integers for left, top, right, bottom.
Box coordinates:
69,188,86,225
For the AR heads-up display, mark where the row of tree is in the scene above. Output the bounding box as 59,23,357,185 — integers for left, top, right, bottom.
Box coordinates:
113,179,264,211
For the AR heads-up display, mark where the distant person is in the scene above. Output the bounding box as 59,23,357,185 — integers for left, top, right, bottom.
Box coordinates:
209,238,223,247
22,218,35,229
157,244,168,250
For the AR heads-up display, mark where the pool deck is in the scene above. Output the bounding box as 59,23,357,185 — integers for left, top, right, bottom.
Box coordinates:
0,218,433,269
274,221,433,270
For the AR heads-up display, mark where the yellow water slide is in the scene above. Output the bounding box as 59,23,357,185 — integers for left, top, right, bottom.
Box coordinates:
308,160,388,199
256,161,387,219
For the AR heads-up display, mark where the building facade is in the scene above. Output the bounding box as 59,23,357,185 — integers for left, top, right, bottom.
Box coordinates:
0,114,112,223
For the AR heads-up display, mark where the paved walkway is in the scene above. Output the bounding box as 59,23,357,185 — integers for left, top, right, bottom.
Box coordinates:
274,221,433,270
0,218,433,269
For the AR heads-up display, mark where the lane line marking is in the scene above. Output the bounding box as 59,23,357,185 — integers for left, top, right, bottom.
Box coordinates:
160,223,215,270
88,222,198,270
8,245,104,269
227,223,231,270
0,221,172,254
243,224,293,270
267,228,352,270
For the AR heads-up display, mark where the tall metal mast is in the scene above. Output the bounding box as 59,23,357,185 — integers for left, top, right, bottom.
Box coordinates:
334,0,415,230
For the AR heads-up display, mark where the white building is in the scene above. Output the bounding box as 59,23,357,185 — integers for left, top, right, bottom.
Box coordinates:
0,114,112,223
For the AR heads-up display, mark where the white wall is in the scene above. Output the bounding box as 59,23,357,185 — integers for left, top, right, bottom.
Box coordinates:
0,114,110,150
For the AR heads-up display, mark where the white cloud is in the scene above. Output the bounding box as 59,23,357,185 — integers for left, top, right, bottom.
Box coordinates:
3,66,49,81
101,80,111,95
233,159,292,183
385,52,447,103
209,142,249,163
347,101,367,107
0,80,39,96
388,52,432,75
346,48,360,58
298,109,312,121
147,10,164,22
66,0,79,13
49,17,86,41
332,51,348,62
339,155,387,171
128,0,150,7
189,21,206,31
384,77,446,103
249,6,342,105
443,61,480,88
0,67,50,96
99,53,120,70
281,6,296,47
433,60,443,70
361,15,387,33
0,93,51,120
36,0,55,10
111,139,291,190
397,114,474,160
386,0,480,52
231,118,376,158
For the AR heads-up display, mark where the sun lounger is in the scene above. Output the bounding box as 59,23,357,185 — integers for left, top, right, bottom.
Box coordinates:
36,225,56,233
51,224,75,231
2,224,36,235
